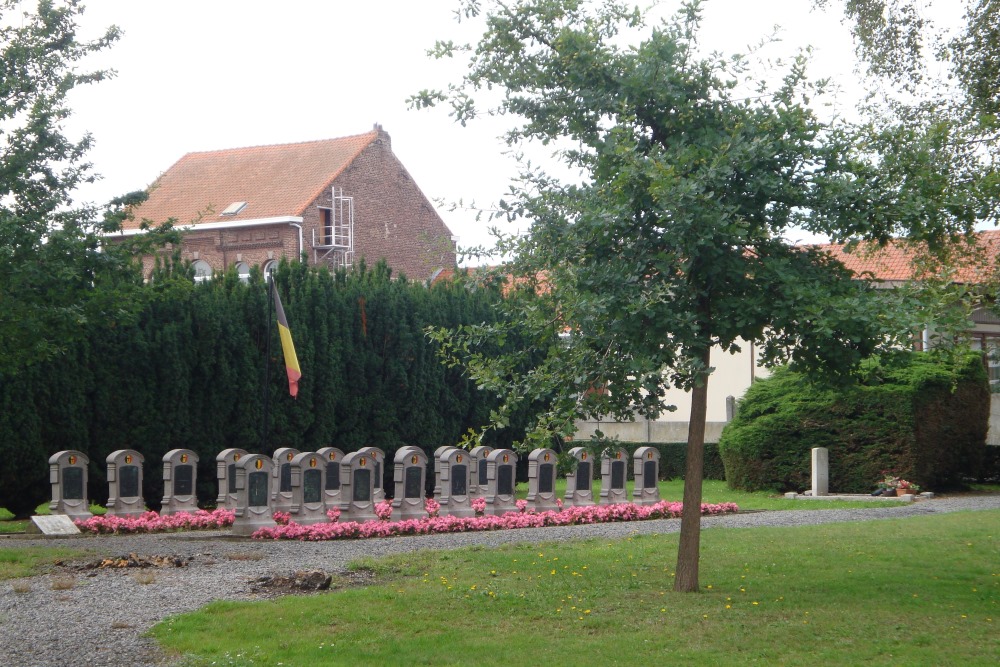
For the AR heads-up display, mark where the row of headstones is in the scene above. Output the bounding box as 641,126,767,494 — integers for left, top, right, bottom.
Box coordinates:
48,445,662,537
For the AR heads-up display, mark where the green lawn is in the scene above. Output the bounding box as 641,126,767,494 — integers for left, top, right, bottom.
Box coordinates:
0,546,92,580
152,509,999,666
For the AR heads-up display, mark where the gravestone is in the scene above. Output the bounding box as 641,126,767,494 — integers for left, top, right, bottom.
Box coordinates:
599,446,628,505
469,445,494,498
48,450,92,520
563,447,595,507
289,452,328,524
105,449,146,517
437,448,475,517
315,447,345,511
484,449,519,515
356,446,386,502
631,447,661,506
811,447,829,497
339,451,378,522
392,447,428,520
271,447,300,512
231,454,277,536
161,449,200,515
216,448,249,510
525,448,559,512
28,515,81,536
433,446,457,498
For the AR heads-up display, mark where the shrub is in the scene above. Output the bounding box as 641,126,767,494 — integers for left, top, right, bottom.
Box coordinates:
718,351,989,493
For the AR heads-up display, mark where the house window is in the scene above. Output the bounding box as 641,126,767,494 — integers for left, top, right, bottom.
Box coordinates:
969,334,1000,391
263,260,277,281
235,262,251,283
319,208,333,246
192,260,213,283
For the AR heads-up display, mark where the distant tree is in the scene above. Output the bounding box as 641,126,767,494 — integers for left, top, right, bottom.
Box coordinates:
413,0,998,591
0,0,174,375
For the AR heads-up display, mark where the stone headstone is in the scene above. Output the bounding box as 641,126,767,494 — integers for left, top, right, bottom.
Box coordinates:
484,449,518,516
161,449,200,515
811,447,829,497
216,448,249,510
339,451,378,522
726,395,737,422
356,446,386,502
563,447,595,508
271,447,300,512
231,454,277,536
437,448,474,517
632,447,660,506
393,447,428,520
468,445,494,498
599,446,628,505
288,452,328,524
433,446,457,498
525,448,559,512
106,449,146,517
28,515,81,536
315,446,345,510
48,450,92,520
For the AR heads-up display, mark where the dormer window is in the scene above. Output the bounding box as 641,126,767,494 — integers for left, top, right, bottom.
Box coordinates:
220,201,248,216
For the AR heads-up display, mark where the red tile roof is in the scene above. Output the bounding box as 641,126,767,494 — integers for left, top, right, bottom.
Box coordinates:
816,230,1000,285
123,131,379,229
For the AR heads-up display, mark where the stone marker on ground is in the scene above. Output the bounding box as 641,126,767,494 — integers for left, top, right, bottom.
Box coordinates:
216,448,248,510
437,447,475,517
315,447,345,510
484,448,519,515
393,447,428,520
105,449,146,517
161,449,200,515
599,446,628,505
48,450,92,520
811,447,829,497
339,450,378,522
563,447,594,508
356,446,386,502
231,454,277,536
271,447,300,512
27,514,81,536
469,445,494,498
526,448,560,512
632,447,660,506
289,452,328,524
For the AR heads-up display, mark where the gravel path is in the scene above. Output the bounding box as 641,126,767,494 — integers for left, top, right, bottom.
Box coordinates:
2,495,998,667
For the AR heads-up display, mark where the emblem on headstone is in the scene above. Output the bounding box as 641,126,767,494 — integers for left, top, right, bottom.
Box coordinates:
255,459,263,470
309,457,317,468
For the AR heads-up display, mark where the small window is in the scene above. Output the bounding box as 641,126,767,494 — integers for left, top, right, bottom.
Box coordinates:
235,262,251,283
193,260,213,283
263,260,277,281
220,201,248,216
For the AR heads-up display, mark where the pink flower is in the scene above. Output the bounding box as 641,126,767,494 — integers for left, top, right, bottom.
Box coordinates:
272,511,291,526
515,499,528,513
326,507,341,522
424,497,441,518
374,499,393,521
471,497,486,516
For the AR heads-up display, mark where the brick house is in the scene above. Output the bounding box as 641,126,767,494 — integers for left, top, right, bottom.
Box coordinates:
115,125,456,281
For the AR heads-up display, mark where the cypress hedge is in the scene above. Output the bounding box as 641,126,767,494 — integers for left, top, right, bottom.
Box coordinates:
718,351,990,494
0,260,523,517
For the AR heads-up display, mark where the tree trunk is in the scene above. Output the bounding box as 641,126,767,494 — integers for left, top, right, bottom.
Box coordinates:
674,345,711,592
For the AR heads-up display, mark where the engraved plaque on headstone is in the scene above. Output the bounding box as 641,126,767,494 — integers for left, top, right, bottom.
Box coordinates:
539,463,554,494
228,463,238,494
479,463,488,487
451,464,468,496
611,460,625,490
643,460,656,489
174,464,194,496
119,465,140,498
248,471,269,507
326,462,341,490
280,463,292,493
303,469,322,504
63,467,84,501
498,465,513,496
374,462,382,490
576,461,591,491
404,466,422,499
353,469,371,502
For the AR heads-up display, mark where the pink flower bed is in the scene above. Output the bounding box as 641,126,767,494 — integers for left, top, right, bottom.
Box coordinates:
74,508,236,534
251,500,739,541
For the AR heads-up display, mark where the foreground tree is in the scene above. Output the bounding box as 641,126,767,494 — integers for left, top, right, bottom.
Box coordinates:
0,0,172,375
414,0,998,591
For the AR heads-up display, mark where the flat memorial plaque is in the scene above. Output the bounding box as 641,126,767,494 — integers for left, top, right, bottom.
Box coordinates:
28,515,81,536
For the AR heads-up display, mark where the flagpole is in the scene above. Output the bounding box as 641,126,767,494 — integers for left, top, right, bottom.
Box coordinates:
262,275,273,454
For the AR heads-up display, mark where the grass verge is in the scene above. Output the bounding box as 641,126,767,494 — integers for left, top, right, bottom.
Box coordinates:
152,510,999,666
0,547,91,581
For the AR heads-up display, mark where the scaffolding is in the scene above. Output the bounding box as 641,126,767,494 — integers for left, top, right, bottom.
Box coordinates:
312,187,354,269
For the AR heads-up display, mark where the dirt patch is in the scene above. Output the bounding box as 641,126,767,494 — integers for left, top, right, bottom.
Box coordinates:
59,552,195,571
248,568,376,597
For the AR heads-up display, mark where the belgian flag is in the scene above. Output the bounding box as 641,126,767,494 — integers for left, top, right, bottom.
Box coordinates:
271,279,302,398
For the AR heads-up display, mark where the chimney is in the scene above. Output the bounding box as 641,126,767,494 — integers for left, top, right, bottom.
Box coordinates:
373,122,390,149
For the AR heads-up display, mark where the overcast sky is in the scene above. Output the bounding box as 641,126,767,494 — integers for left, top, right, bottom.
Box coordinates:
60,0,875,261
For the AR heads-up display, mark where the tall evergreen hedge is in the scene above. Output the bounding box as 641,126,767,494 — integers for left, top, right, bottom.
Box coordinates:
718,352,990,493
0,261,520,517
